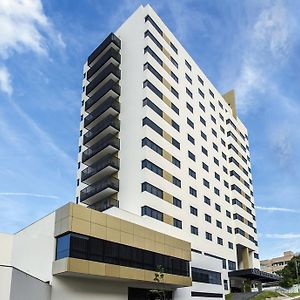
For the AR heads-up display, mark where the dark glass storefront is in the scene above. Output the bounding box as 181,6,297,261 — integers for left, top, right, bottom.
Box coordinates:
128,287,172,300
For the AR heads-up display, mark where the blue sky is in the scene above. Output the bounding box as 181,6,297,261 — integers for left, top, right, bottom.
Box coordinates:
0,0,300,260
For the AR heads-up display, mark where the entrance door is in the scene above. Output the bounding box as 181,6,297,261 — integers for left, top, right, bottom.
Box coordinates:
128,287,172,300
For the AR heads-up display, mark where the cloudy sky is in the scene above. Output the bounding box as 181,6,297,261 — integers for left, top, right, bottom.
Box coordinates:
0,0,300,260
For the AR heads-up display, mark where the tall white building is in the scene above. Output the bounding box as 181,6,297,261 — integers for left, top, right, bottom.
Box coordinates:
1,4,280,300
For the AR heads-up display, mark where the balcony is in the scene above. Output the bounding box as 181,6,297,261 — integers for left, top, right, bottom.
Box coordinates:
80,176,119,205
82,134,120,166
88,196,119,212
86,64,120,97
88,33,121,67
87,48,121,81
85,80,120,113
84,97,120,130
83,115,120,147
81,154,119,185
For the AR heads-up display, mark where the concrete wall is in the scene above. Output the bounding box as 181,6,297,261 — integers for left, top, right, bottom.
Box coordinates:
0,233,13,265
0,266,13,300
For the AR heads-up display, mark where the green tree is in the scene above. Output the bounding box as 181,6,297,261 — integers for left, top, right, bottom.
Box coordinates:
277,255,300,288
150,265,166,300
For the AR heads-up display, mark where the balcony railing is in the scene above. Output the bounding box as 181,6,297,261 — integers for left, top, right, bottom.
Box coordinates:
85,80,120,112
82,133,120,165
81,154,120,183
87,48,121,80
80,176,119,203
83,115,120,146
88,197,119,212
84,97,120,129
88,33,121,66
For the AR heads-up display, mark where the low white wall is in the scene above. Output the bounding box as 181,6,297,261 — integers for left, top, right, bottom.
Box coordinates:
0,233,13,265
0,266,13,300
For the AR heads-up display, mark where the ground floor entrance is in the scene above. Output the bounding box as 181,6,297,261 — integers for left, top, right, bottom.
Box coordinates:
128,287,172,300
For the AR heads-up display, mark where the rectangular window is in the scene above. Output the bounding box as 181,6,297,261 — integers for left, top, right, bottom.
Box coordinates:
213,143,218,152
210,102,216,111
171,71,178,83
143,117,163,136
204,196,211,205
188,151,196,161
201,131,207,141
198,75,204,85
143,62,163,81
200,116,206,126
171,87,179,98
226,210,231,218
206,232,212,241
186,87,193,98
186,102,193,113
144,30,163,50
228,242,233,249
211,115,216,124
173,218,182,229
187,134,195,145
189,168,196,179
191,226,198,235
227,226,232,234
203,179,210,188
191,267,222,285
202,162,209,172
171,120,180,131
171,57,178,68
187,118,194,129
190,206,198,216
170,42,178,54
214,157,219,166
173,176,181,187
185,60,192,70
215,204,221,212
201,146,208,156
172,138,180,149
144,46,163,66
214,187,220,196
209,89,214,98
217,237,223,245
142,206,163,221
142,159,163,176
172,156,181,168
198,88,205,98
142,182,163,199
212,128,217,137
205,214,211,223
185,73,192,84
173,197,182,208
171,103,179,115
199,102,205,112
189,187,197,197
145,15,163,35
216,220,222,228
215,172,220,181
143,80,162,99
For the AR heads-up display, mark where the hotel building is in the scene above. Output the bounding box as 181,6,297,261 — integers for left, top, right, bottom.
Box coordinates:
0,4,276,300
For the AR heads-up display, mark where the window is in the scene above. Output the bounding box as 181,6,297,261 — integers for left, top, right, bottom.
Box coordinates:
213,143,218,152
190,206,198,216
172,156,181,168
170,42,178,54
189,168,196,179
228,260,237,271
188,151,196,161
191,267,221,285
171,57,178,68
171,103,179,115
203,179,210,188
78,145,81,152
216,220,222,228
142,159,163,176
228,242,233,249
223,166,228,174
144,46,163,65
186,87,193,98
205,214,211,223
145,15,163,35
189,187,197,197
211,115,216,124
227,226,232,234
144,30,162,50
187,118,194,128
214,157,219,166
220,125,225,134
172,138,180,149
142,182,163,199
226,210,231,218
224,180,229,188
198,75,204,85
215,172,220,181
143,80,162,99
185,60,192,70
186,102,193,113
76,179,79,186
171,71,178,83
201,131,207,141
173,218,182,229
202,162,209,172
222,152,227,160
173,197,182,208
219,113,224,121
80,114,83,121
210,102,216,111
143,98,162,116
225,195,230,203
198,88,205,98
185,73,192,84
209,89,214,98
214,187,220,196
188,134,195,145
206,232,212,241
200,116,206,126
201,146,208,156
142,137,163,155
77,162,80,169
217,237,223,245
204,196,211,205
215,203,221,212
199,102,205,111
171,120,180,131
144,62,162,81
142,206,163,221
224,280,229,291
221,138,226,147
80,130,82,136
191,226,198,235
173,176,181,187
171,87,179,98
212,128,217,137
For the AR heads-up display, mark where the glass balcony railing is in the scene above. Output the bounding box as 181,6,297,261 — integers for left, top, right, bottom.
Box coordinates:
85,80,120,112
83,115,120,146
80,176,119,202
84,97,120,129
81,154,119,183
82,134,120,164
86,63,121,96
88,197,119,212
88,33,121,66
87,48,121,80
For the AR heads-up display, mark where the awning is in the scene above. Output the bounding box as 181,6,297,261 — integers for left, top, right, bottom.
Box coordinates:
229,268,281,283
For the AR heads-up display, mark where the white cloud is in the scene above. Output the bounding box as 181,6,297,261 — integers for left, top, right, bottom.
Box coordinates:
0,65,12,95
256,206,300,213
0,0,65,59
261,233,300,239
0,192,59,199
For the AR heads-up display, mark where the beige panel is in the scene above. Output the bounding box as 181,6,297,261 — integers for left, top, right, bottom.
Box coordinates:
107,215,121,230
133,235,145,249
162,47,171,59
223,89,237,118
242,247,250,269
162,63,171,74
91,209,107,226
71,217,91,236
120,266,145,281
120,219,134,234
162,131,172,143
163,192,173,204
162,150,172,162
163,33,171,45
72,204,91,221
105,264,120,278
52,258,68,274
55,203,72,221
162,78,171,90
162,95,171,106
134,224,146,238
68,257,89,274
163,214,173,225
120,231,134,245
88,261,106,276
155,232,165,244
90,223,107,240
162,112,172,126
107,227,121,243
163,170,172,183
